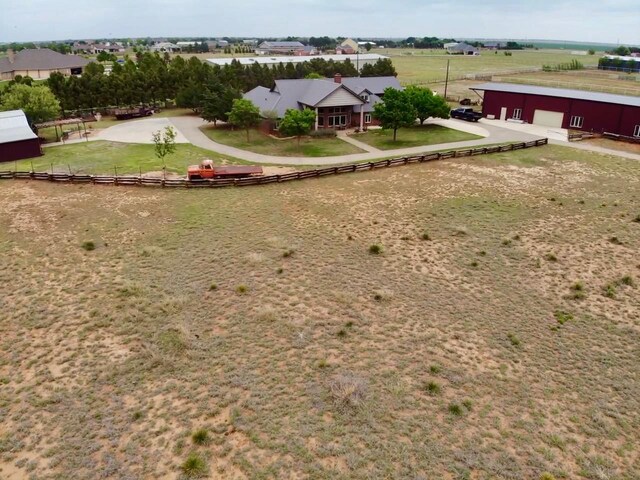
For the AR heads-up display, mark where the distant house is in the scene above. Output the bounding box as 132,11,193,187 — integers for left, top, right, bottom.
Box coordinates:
93,42,125,53
446,42,479,55
0,110,42,162
484,41,506,50
243,39,259,46
149,42,181,53
358,41,377,48
213,39,229,48
72,42,94,54
0,48,91,80
243,74,402,131
256,41,307,55
338,38,359,54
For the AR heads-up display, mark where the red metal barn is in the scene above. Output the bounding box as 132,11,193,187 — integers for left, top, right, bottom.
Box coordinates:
0,110,43,163
471,83,640,138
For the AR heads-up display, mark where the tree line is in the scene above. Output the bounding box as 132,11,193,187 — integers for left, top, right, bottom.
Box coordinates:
42,53,395,114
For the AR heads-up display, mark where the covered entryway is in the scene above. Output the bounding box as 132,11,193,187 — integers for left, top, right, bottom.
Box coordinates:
532,110,564,128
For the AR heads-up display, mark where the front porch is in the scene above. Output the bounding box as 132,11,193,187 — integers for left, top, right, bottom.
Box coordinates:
313,106,374,131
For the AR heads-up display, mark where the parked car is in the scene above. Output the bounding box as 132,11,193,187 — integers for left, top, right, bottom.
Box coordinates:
450,107,483,122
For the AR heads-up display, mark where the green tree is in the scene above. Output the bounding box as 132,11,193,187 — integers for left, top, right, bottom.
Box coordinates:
304,72,323,79
373,88,417,141
176,83,204,112
0,83,60,124
227,98,261,141
96,51,116,62
364,42,372,52
278,108,316,147
152,126,177,168
201,82,239,126
405,85,450,124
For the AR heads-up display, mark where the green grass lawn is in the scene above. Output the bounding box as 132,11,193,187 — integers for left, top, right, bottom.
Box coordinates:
201,126,364,157
354,125,482,150
8,141,251,175
376,48,601,85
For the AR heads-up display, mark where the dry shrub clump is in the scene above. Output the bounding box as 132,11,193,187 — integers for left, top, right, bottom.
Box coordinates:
329,372,369,410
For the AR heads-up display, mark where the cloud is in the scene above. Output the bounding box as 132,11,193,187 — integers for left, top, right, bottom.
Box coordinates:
0,0,638,44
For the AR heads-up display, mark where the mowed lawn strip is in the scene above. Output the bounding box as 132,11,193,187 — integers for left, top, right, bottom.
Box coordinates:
353,124,482,150
201,126,365,157
10,141,253,175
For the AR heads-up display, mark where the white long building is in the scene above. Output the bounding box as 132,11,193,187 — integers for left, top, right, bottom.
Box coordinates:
205,53,388,71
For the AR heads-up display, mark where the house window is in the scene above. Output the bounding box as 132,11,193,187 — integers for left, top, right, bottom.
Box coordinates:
361,94,369,102
570,116,584,129
512,108,522,120
329,106,347,114
364,113,372,124
634,125,640,138
328,115,347,127
318,116,324,127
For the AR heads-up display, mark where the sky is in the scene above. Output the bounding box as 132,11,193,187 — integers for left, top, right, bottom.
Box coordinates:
0,0,638,45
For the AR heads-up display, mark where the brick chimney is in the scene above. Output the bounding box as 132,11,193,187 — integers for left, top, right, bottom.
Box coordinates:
333,73,342,84
7,49,15,64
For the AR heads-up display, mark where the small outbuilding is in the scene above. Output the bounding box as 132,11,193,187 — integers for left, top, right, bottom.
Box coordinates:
471,82,640,138
0,110,42,162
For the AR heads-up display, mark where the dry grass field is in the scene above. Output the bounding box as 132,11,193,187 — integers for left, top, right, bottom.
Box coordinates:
0,145,639,480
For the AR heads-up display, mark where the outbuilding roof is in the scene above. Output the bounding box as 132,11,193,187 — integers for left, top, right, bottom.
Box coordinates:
0,48,90,74
471,82,640,108
0,110,39,144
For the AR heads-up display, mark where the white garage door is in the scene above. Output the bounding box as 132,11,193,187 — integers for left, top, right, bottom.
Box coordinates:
532,110,564,128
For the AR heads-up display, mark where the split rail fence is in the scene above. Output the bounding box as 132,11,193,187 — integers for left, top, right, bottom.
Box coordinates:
0,139,549,189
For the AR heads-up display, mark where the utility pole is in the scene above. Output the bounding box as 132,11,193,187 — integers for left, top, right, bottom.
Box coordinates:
444,59,450,100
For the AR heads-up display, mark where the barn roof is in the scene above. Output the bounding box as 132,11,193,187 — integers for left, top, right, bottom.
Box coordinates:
0,48,90,74
0,110,39,144
472,82,640,108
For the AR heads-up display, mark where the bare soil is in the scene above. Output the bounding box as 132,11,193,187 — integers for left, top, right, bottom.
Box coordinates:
0,144,638,480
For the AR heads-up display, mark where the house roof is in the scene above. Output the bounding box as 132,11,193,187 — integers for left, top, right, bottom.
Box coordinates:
340,76,401,96
244,78,364,116
0,48,90,74
244,76,402,117
259,41,305,48
471,82,640,108
448,42,478,51
0,110,38,144
207,53,388,67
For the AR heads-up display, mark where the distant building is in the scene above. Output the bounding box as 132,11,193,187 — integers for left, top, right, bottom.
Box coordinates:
446,42,479,55
176,41,197,47
0,48,91,80
338,38,359,54
484,41,506,50
149,42,181,53
256,41,307,55
214,40,229,48
244,75,401,131
93,42,125,53
206,53,388,71
358,41,377,48
242,39,258,46
0,110,42,162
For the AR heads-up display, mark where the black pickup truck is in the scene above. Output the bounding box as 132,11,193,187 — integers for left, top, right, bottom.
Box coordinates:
450,107,483,122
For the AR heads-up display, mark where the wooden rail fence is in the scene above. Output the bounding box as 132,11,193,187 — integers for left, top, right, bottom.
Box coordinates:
0,139,549,189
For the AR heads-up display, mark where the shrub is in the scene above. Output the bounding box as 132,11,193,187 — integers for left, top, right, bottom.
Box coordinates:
317,359,329,369
276,267,284,274
609,236,623,245
368,244,383,255
633,214,640,223
329,372,368,410
502,239,512,246
478,250,486,256
192,429,210,446
132,411,143,421
619,275,634,286
470,261,479,268
448,403,463,415
425,381,441,395
462,399,473,410
345,321,354,328
282,249,295,258
507,333,521,346
181,452,208,477
310,128,337,138
81,241,95,251
540,473,557,480
373,293,383,301
554,311,573,325
429,364,441,374
235,285,247,294
421,232,431,240
603,283,616,299
337,329,347,338
209,283,217,291
545,253,558,262
570,282,586,300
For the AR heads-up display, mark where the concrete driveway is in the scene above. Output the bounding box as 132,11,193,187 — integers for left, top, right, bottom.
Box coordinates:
97,117,190,144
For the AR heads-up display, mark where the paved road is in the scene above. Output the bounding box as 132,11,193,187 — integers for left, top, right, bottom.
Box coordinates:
169,116,541,165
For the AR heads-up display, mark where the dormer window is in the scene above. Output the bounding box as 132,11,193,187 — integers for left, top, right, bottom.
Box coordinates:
361,94,369,103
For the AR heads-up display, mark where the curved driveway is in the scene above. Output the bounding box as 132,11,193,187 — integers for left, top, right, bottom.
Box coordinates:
168,116,543,165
